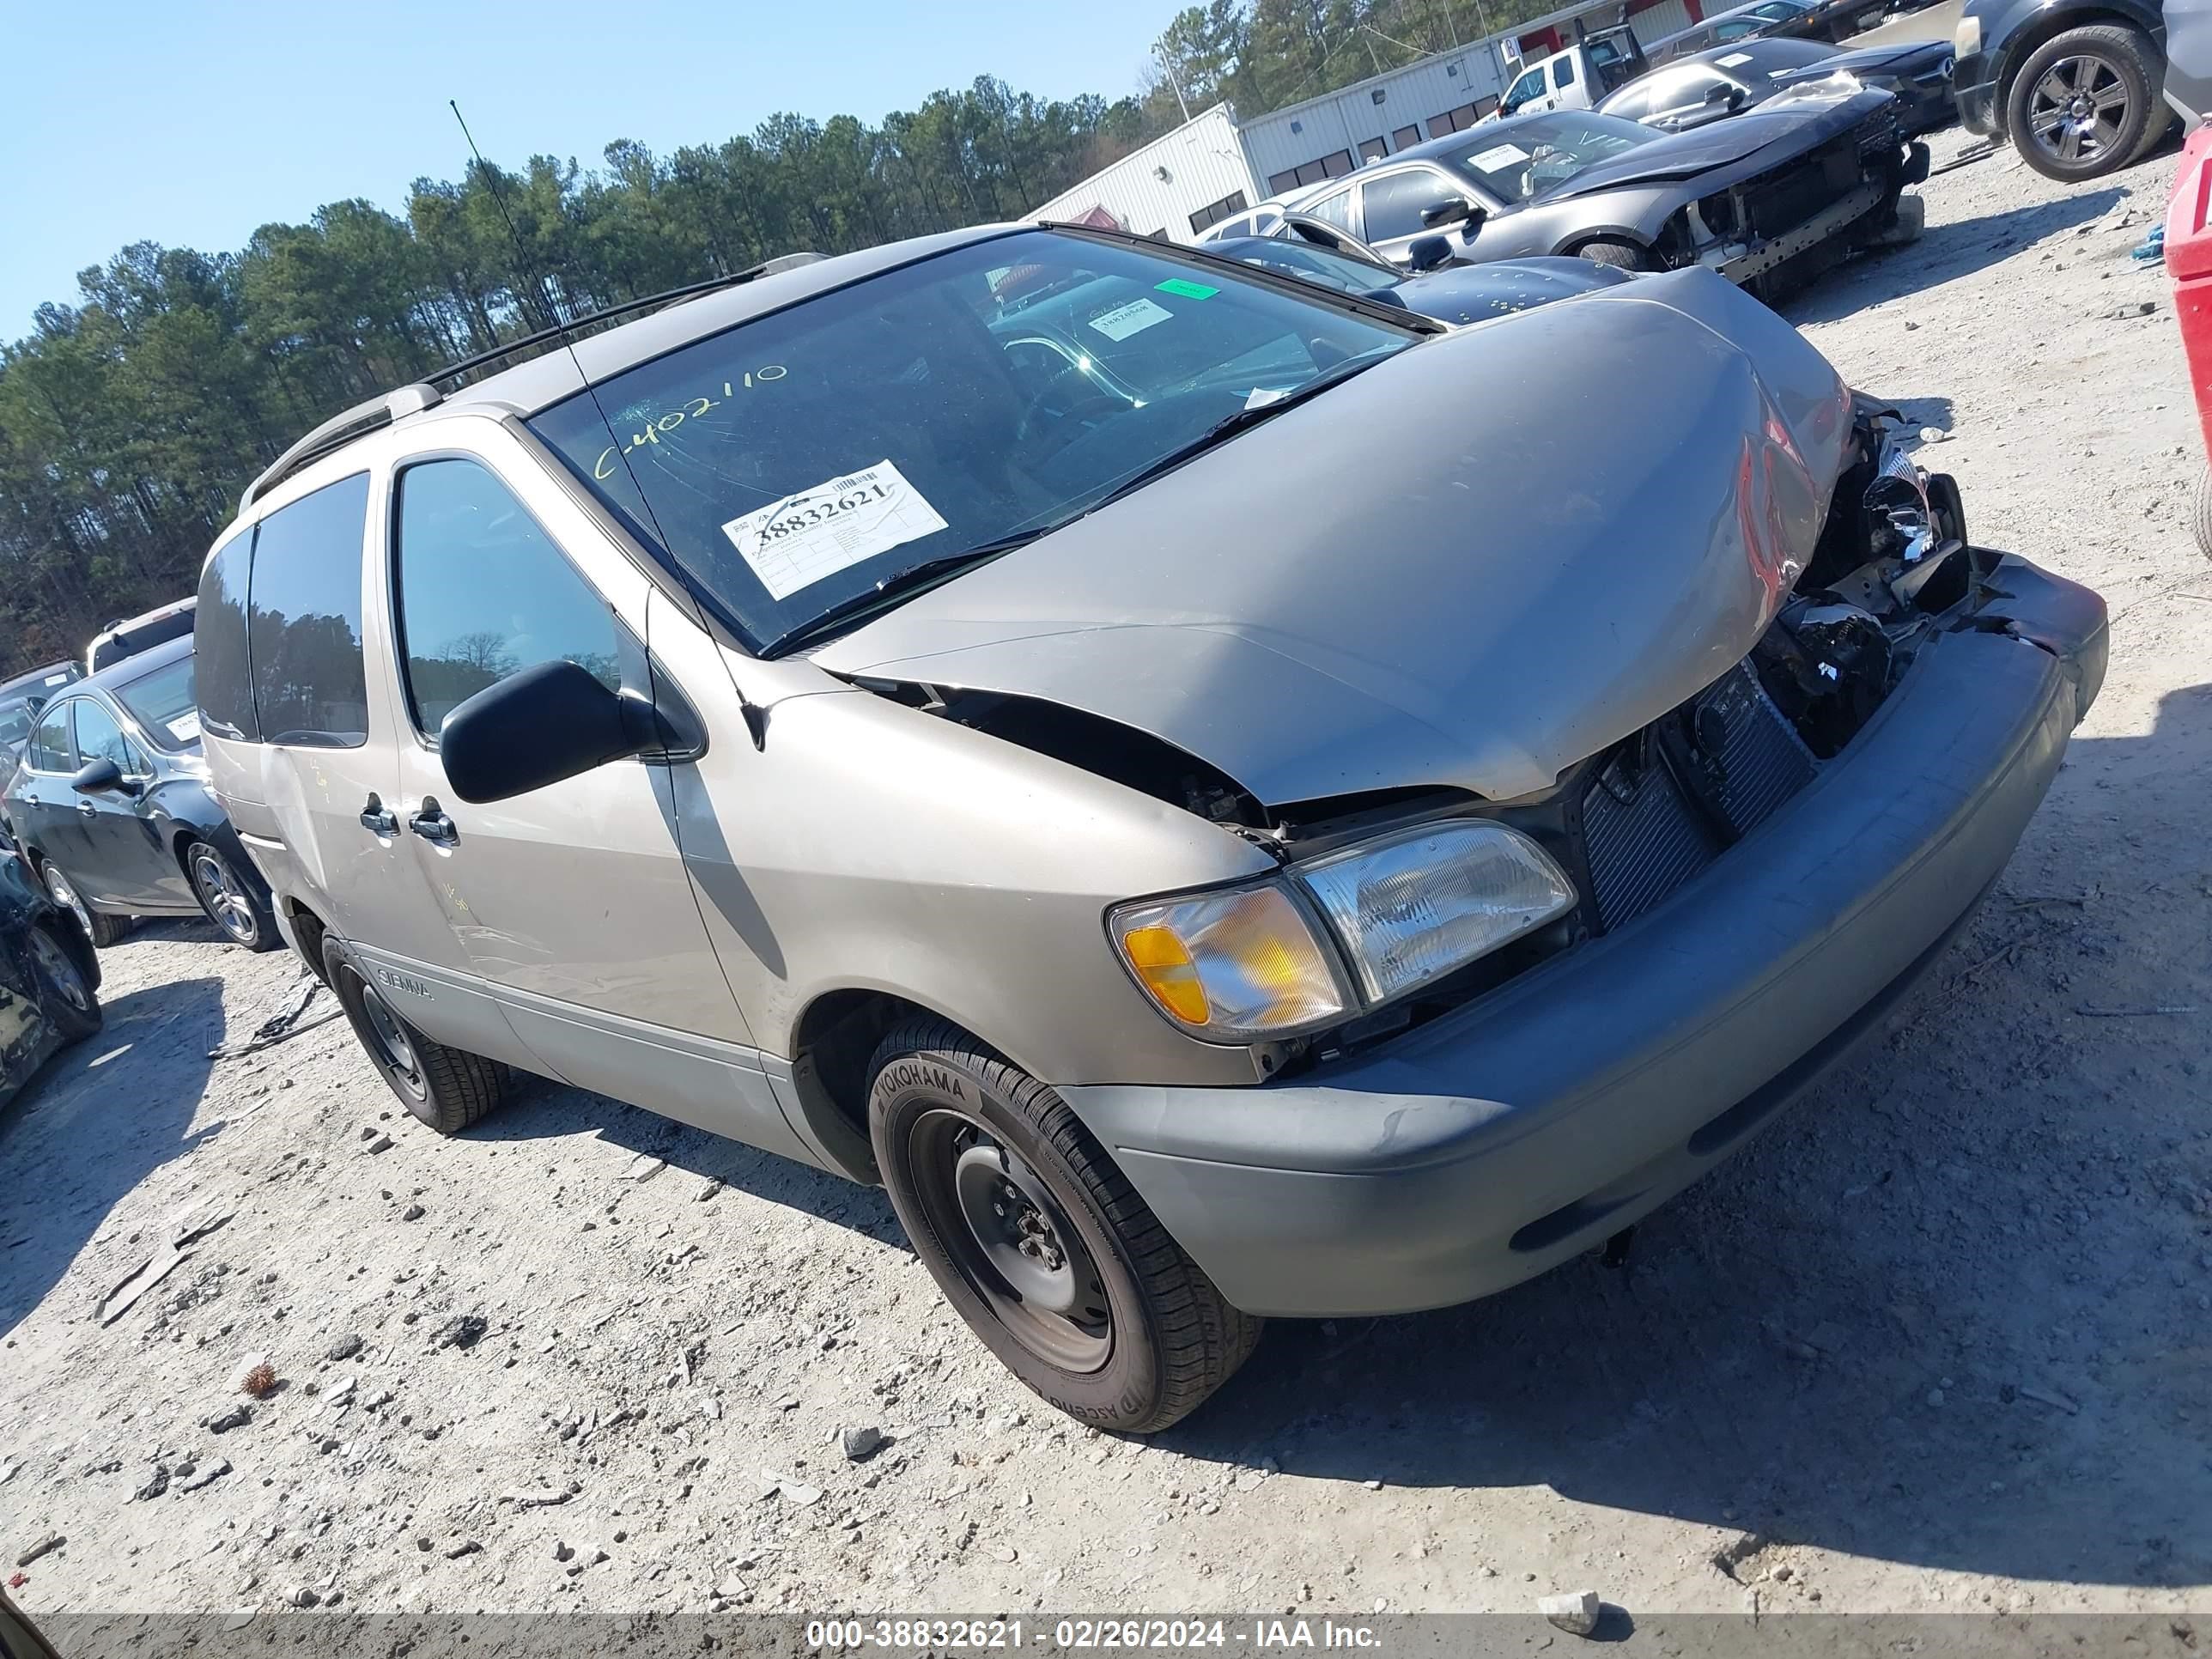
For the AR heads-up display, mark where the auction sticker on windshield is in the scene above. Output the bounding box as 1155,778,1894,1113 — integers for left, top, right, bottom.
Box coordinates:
1089,296,1175,341
1468,142,1531,171
720,459,950,601
1718,50,1754,65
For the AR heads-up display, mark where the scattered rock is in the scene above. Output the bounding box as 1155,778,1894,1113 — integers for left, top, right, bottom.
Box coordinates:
177,1458,233,1493
433,1313,489,1351
2103,299,2160,319
1926,1388,1947,1407
364,1134,394,1155
552,1540,574,1562
988,1542,1018,1563
715,1574,752,1601
1919,426,1952,445
842,1425,884,1462
15,1535,64,1569
206,1404,252,1434
288,1584,319,1608
402,1204,425,1222
1539,1589,1601,1637
133,1464,171,1502
2018,1382,2082,1415
325,1334,363,1361
623,1154,666,1182
696,1179,723,1203
444,1539,482,1560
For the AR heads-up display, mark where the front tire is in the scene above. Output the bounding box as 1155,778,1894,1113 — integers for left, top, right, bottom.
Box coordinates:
866,1018,1261,1433
27,922,100,1042
320,933,509,1133
184,838,278,951
1575,239,1654,271
38,860,126,948
2004,24,2160,181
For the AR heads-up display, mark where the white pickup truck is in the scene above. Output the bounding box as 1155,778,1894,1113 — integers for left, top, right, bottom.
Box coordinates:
1497,24,1652,115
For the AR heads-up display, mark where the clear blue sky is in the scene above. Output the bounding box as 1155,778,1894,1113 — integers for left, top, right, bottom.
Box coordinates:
0,0,1190,337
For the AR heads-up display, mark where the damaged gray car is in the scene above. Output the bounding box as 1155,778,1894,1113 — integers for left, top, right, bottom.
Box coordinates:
197,226,2106,1431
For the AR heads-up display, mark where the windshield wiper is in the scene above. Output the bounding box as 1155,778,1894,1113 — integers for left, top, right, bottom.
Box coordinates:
1083,345,1403,514
763,529,1052,658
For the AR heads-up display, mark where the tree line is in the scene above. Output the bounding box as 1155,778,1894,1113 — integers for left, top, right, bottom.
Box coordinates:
0,0,1554,673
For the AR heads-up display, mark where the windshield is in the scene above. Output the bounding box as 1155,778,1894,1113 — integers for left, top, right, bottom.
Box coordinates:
1222,241,1395,295
527,230,1418,652
1442,114,1662,203
114,653,201,751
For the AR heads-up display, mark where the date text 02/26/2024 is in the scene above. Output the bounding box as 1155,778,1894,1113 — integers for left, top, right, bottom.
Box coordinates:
805,1619,1385,1650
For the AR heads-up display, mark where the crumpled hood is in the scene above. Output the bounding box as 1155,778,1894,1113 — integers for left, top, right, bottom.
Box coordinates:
815,267,1854,808
1799,40,1954,80
1533,88,1894,199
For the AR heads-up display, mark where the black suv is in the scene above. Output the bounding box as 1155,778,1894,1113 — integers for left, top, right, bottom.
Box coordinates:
1954,0,2170,179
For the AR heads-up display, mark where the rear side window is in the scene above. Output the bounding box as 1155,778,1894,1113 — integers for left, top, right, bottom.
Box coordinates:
1554,55,1577,88
27,704,72,773
246,473,372,748
196,529,258,742
392,459,621,733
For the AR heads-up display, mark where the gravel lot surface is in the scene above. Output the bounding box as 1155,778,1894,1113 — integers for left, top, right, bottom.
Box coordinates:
2,129,2207,1646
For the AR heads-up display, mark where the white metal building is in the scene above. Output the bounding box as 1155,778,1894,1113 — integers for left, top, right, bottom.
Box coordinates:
1030,0,1702,242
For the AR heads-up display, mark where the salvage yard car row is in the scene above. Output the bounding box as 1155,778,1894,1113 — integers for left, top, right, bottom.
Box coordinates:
0,50,2161,1436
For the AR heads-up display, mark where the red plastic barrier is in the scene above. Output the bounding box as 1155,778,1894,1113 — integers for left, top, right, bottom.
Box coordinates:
2164,125,2212,465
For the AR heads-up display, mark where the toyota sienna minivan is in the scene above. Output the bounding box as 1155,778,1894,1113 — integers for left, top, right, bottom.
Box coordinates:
196,223,2106,1430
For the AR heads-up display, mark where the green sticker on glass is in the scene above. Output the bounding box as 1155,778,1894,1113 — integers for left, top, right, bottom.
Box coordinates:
1155,277,1218,300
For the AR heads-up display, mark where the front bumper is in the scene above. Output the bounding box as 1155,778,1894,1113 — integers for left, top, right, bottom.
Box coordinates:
1062,553,2106,1318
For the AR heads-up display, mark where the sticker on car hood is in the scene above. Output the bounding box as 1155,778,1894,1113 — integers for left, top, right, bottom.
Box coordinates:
720,459,949,601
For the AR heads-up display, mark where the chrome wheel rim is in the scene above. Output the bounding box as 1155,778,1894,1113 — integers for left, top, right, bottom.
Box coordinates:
190,848,258,945
908,1107,1112,1373
358,979,426,1100
41,864,92,942
2027,53,2130,165
27,927,91,1013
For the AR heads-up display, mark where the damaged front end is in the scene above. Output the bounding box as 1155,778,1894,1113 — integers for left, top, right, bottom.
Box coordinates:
1162,401,2105,1066
1662,105,1929,298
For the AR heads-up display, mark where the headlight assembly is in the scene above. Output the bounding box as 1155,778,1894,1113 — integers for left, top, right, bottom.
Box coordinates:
1110,820,1577,1043
1297,821,1577,1003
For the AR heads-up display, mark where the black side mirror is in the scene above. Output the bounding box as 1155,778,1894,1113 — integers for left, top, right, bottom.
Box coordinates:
438,659,647,805
70,757,135,798
1406,235,1454,272
1420,196,1476,229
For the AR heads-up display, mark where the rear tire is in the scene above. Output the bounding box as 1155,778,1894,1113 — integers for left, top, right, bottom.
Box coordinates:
2003,24,2160,181
866,1017,1261,1433
27,922,100,1043
320,933,509,1134
38,860,126,948
184,838,278,951
1575,239,1654,271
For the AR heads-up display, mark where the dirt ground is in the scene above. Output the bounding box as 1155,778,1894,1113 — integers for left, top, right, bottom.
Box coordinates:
3,130,2208,1644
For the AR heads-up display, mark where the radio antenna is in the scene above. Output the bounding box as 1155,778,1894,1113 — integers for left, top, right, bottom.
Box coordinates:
447,100,672,553
447,101,769,745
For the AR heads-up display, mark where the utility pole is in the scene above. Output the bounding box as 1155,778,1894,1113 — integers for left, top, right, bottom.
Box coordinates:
1156,46,1192,122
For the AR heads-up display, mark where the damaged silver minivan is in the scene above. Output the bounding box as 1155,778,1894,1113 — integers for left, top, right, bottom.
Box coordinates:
196,225,2106,1431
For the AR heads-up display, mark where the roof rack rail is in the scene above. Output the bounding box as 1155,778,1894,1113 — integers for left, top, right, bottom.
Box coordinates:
238,252,824,514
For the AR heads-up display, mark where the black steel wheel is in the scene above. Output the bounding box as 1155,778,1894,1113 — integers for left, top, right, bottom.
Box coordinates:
320,933,508,1133
867,1018,1262,1432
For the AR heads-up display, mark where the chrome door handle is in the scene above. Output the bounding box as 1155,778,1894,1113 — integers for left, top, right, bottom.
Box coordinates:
407,805,458,847
76,800,96,817
359,795,398,835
